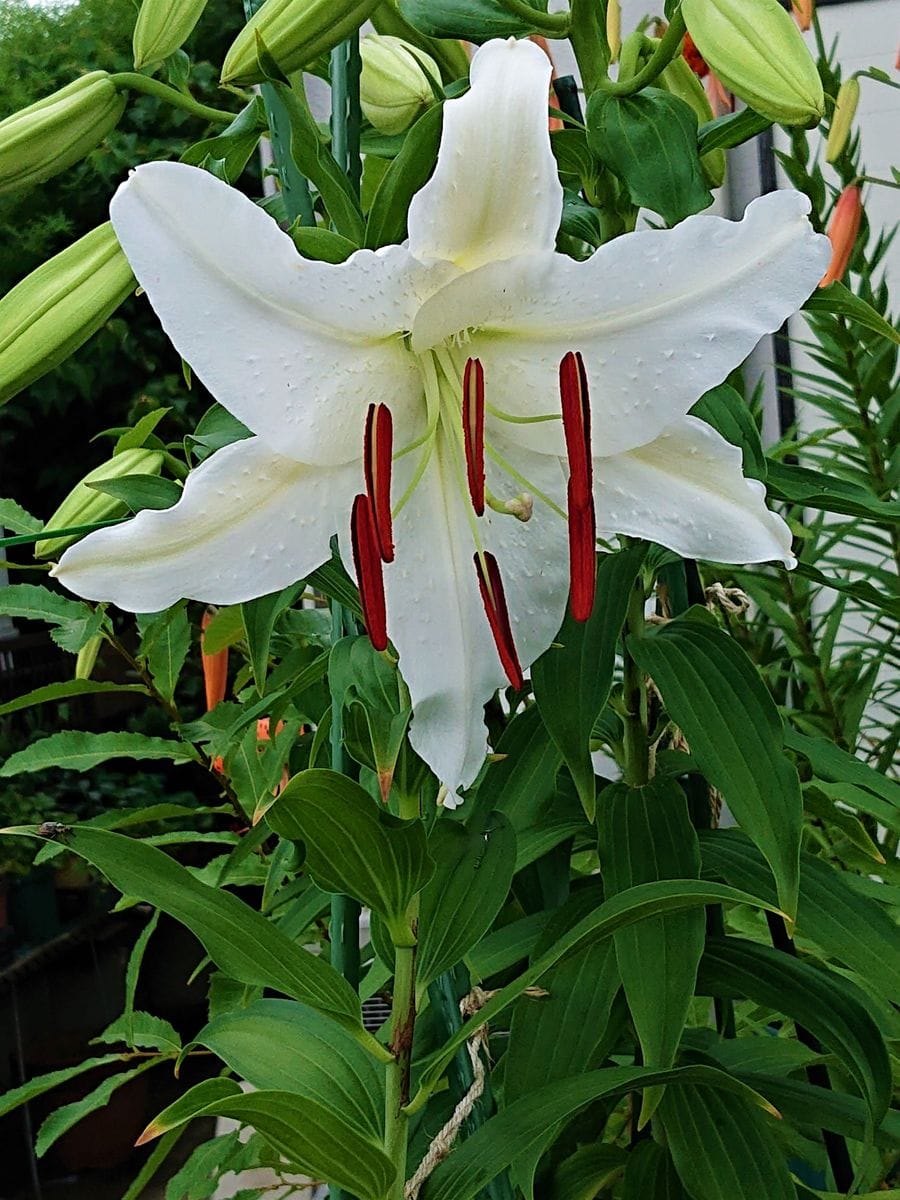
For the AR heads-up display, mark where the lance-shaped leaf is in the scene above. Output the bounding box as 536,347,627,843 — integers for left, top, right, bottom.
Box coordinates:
622,1141,687,1199
0,731,197,776
366,102,443,249
136,601,190,704
416,814,516,990
532,542,648,819
241,582,304,692
599,777,704,1122
0,826,372,1042
627,615,802,921
36,1057,163,1157
265,769,433,944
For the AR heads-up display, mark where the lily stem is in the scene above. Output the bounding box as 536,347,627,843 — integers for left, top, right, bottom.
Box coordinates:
595,9,687,96
622,575,650,786
109,73,235,124
569,0,610,95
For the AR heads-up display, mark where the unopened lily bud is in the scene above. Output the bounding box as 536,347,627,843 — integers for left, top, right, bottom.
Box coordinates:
133,0,210,70
0,72,125,195
606,0,621,63
681,0,824,126
792,0,813,32
75,635,104,680
360,35,439,136
820,184,862,288
0,223,134,407
221,0,380,85
36,448,165,558
504,493,534,522
825,77,859,163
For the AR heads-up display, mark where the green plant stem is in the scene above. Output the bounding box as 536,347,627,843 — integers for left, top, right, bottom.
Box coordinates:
595,9,686,95
0,519,123,549
622,578,650,785
496,0,570,35
779,571,846,746
569,0,610,95
109,73,235,124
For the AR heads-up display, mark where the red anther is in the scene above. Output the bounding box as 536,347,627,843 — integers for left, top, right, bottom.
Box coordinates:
474,551,524,690
351,494,388,651
567,482,597,622
463,358,485,516
364,402,394,563
559,351,592,509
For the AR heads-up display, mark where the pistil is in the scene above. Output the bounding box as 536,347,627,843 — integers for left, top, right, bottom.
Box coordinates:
474,550,524,690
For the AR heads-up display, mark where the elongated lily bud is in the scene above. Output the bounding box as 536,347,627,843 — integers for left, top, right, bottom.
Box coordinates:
364,402,394,562
825,78,859,164
200,608,228,711
370,2,470,83
35,448,165,558
559,352,597,622
474,551,524,690
0,72,126,196
463,358,485,516
792,0,813,31
360,34,439,136
606,0,621,63
681,0,824,126
221,0,380,85
351,494,388,652
133,0,210,70
0,223,134,407
75,635,104,680
820,184,862,288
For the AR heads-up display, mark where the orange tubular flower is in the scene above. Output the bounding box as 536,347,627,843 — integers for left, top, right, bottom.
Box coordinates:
529,35,564,130
200,607,228,711
792,0,814,32
820,184,862,288
683,32,709,78
706,71,734,116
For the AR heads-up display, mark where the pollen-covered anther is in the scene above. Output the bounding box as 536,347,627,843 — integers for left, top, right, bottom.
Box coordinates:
560,351,597,622
351,493,388,652
474,550,524,690
463,357,485,516
364,402,394,562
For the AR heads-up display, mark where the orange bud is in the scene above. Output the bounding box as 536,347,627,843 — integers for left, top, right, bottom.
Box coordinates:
792,0,813,32
706,70,734,116
200,608,228,712
820,184,862,288
257,717,289,794
683,31,709,78
530,34,564,131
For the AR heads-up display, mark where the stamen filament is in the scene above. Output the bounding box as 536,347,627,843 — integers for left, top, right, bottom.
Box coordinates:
364,403,394,563
463,358,485,516
350,494,388,651
485,402,562,425
474,550,524,691
484,443,567,521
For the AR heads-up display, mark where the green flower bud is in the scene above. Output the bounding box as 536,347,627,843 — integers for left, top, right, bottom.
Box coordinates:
825,77,859,164
36,448,165,558
75,634,104,680
656,49,726,187
0,223,135,407
370,2,469,83
221,0,380,86
0,72,126,196
360,35,439,136
133,0,210,70
681,0,824,127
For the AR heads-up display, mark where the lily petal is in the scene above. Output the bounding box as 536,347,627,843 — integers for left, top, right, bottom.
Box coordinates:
110,162,433,465
53,437,359,610
595,415,795,566
376,430,568,795
413,191,831,458
406,38,563,271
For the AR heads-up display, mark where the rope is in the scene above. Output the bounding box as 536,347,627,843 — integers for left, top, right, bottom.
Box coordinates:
704,582,751,615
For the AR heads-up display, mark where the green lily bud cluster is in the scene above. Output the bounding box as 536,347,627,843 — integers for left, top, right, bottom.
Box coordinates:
133,0,210,70
360,34,440,136
0,72,126,195
681,0,824,127
36,447,166,558
221,0,381,85
0,223,135,407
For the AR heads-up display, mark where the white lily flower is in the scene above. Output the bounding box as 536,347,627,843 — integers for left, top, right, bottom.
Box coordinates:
54,38,830,798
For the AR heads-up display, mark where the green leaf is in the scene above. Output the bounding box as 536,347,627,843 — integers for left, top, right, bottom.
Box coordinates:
180,98,267,185
697,107,772,154
307,552,362,618
137,602,191,704
805,281,900,346
416,815,517,989
735,1074,900,1149
586,89,712,225
700,828,900,1001
420,1065,773,1200
0,730,198,776
291,224,357,263
1,826,370,1039
599,777,704,1121
192,998,385,1137
0,1055,124,1119
0,678,148,717
366,102,443,248
113,406,172,454
765,460,900,522
0,498,43,535
785,729,900,810
690,383,766,480
36,1058,161,1157
93,1011,181,1054
398,0,551,40
657,1083,794,1200
622,1141,687,1200
697,937,891,1125
533,543,647,819
626,617,802,921
0,582,95,628
241,583,303,693
552,1144,629,1200
88,474,181,512
789,561,900,619
265,769,433,943
140,1077,244,1141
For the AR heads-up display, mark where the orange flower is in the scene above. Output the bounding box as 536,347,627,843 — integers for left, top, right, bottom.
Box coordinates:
792,0,813,32
820,184,862,287
530,35,564,131
706,71,734,117
683,32,709,78
200,608,228,711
